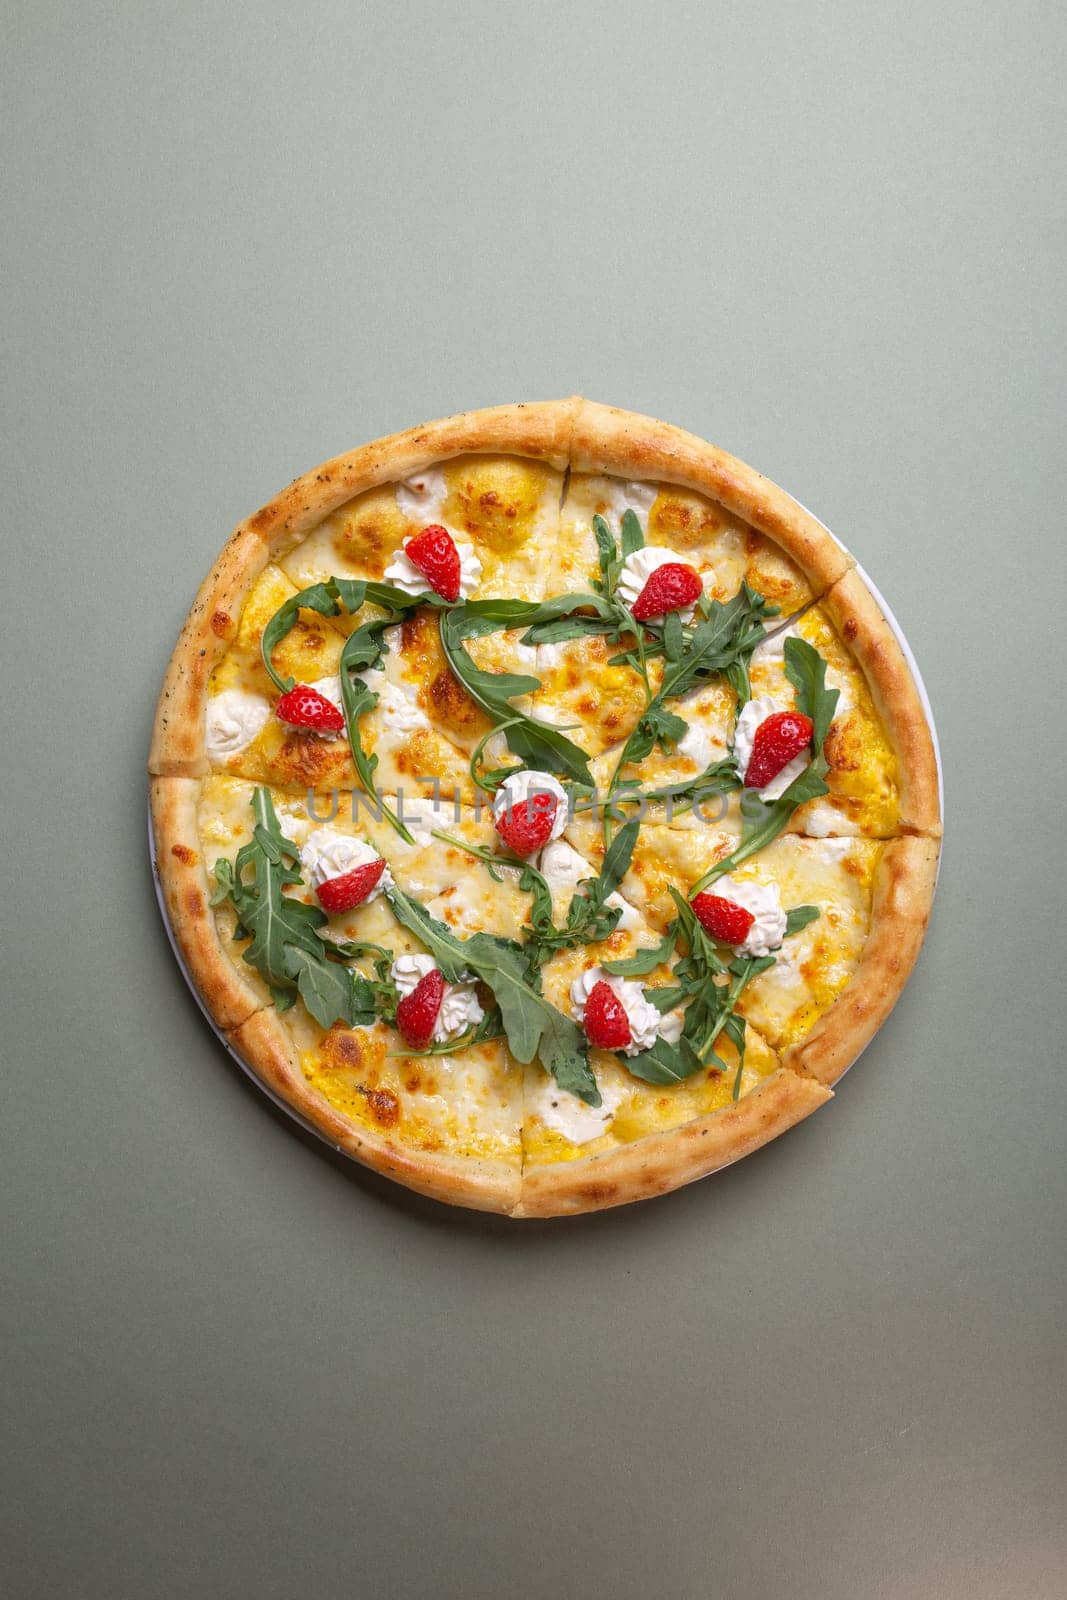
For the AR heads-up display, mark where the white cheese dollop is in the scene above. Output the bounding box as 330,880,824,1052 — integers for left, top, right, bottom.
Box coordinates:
601,477,659,530
732,696,811,800
492,769,569,841
205,688,272,758
299,829,393,901
394,466,447,522
528,1073,631,1145
570,966,682,1058
617,545,702,622
359,662,427,732
710,874,787,957
390,952,484,1044
383,531,482,600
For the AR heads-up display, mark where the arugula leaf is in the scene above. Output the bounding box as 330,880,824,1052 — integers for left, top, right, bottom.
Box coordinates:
385,884,598,1104
689,637,841,893
210,788,368,1029
439,606,594,785
259,576,423,694
619,508,645,557
601,926,678,977
785,904,820,936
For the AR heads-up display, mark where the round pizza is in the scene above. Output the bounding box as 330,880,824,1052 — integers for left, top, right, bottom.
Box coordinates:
150,399,941,1216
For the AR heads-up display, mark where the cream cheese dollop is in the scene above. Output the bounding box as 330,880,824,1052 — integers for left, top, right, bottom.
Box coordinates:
711,873,787,957
570,966,683,1058
383,531,482,600
390,952,484,1043
601,477,659,530
205,688,272,758
394,466,447,522
299,829,393,901
732,696,811,800
527,1073,631,1145
492,769,569,841
617,545,702,622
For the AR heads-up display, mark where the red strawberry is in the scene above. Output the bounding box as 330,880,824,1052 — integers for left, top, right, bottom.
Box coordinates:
395,968,445,1050
691,891,755,945
744,711,814,789
495,793,558,856
405,524,462,601
583,980,632,1050
275,683,345,734
630,561,703,621
315,858,386,914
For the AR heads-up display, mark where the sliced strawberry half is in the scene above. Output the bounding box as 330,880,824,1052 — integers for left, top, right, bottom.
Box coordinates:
405,524,462,602
275,683,345,735
495,792,558,856
395,968,445,1050
744,710,814,789
630,561,703,621
583,980,632,1050
315,858,386,914
691,891,755,945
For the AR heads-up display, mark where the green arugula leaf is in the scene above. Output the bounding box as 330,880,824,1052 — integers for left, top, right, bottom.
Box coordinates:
439,606,594,785
601,926,678,977
619,508,645,557
385,883,598,1104
784,904,820,936
211,788,368,1029
784,634,840,750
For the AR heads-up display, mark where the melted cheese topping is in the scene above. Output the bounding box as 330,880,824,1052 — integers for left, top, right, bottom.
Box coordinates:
196,451,909,1179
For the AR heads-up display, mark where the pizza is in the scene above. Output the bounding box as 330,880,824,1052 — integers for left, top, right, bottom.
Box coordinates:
150,399,941,1216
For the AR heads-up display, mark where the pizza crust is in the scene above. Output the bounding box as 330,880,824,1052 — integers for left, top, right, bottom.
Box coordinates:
150,776,266,1031
568,399,854,598
781,835,940,1086
513,1070,832,1218
229,1008,521,1215
822,569,942,836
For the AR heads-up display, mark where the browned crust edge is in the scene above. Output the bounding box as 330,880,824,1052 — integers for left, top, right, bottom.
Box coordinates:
568,399,854,598
513,1070,831,1218
246,396,582,556
823,568,942,837
228,1009,521,1215
150,776,265,1032
781,836,940,1087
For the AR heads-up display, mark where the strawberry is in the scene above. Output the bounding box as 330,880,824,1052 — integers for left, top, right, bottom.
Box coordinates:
395,968,445,1050
495,792,558,856
583,980,632,1050
405,524,462,602
691,891,755,945
630,561,703,621
315,858,386,914
744,710,814,789
275,683,345,735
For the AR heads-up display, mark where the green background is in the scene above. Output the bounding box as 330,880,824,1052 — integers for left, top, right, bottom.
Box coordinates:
4,3,1064,1596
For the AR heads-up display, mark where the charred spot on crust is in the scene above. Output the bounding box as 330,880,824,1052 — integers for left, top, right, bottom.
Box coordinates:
210,611,232,638
842,617,859,642
171,843,197,865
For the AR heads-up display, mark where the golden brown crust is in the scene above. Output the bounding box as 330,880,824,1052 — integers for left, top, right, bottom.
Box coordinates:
782,836,939,1086
569,400,853,598
245,397,582,557
150,776,265,1031
149,528,270,776
513,1071,831,1218
229,1009,521,1215
823,569,942,836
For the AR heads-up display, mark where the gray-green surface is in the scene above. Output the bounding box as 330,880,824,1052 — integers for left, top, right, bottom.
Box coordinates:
4,3,1064,1596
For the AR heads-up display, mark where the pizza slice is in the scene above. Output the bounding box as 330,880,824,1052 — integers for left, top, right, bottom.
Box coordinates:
154,774,532,1211
528,466,828,763
557,816,936,1076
